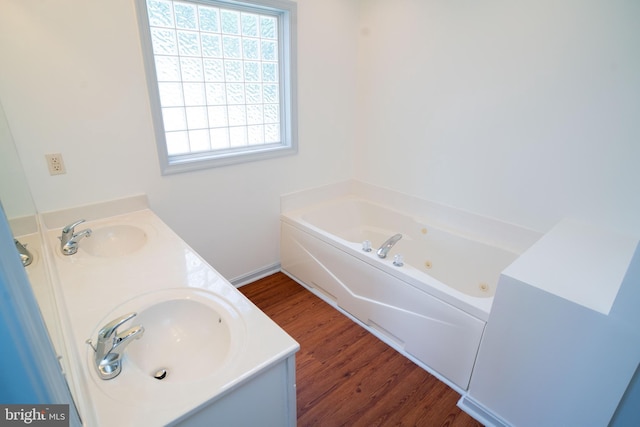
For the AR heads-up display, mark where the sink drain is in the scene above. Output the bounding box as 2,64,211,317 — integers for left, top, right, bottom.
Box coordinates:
153,368,168,380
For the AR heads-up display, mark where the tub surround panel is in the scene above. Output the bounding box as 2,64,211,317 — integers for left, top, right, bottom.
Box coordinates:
610,245,640,327
501,218,638,315
282,223,485,390
465,274,640,427
464,222,640,426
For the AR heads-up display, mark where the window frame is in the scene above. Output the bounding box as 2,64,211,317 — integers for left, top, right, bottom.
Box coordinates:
135,0,298,174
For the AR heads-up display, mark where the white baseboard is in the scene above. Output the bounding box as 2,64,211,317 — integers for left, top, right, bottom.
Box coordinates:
231,263,281,287
458,395,511,427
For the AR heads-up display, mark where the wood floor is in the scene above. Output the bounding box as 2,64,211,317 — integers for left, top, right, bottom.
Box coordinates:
239,272,483,427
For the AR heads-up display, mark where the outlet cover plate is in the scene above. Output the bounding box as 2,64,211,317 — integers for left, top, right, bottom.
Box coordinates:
45,153,66,175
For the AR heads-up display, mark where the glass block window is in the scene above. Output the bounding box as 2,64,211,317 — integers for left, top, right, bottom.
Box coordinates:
136,0,297,173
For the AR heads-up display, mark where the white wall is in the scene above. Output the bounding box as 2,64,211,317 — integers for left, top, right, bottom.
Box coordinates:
0,0,358,280
2,0,639,281
0,100,36,219
356,0,640,237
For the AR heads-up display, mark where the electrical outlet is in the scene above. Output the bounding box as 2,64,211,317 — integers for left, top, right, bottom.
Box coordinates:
45,153,66,175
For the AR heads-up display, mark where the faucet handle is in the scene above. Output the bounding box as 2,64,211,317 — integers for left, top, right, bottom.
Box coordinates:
98,312,137,341
62,219,86,234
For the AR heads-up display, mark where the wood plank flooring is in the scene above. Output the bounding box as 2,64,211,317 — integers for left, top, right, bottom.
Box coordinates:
239,272,483,427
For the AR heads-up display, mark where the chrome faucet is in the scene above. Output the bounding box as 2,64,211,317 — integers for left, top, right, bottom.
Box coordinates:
87,312,144,380
377,233,402,258
14,239,33,267
60,219,92,255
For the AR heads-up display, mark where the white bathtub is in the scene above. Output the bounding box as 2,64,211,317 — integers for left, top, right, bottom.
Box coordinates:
281,186,540,391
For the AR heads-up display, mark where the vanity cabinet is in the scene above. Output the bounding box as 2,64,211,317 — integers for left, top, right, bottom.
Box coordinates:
175,357,296,427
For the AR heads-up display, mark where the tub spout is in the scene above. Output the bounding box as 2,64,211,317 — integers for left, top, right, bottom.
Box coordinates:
377,233,402,258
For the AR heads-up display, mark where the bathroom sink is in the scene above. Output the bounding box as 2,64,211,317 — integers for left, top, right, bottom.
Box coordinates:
81,224,147,257
126,298,231,382
87,288,246,399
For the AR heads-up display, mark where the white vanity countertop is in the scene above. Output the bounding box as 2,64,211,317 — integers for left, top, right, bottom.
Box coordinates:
42,205,299,426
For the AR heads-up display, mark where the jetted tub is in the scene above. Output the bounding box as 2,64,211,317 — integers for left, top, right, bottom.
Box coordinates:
281,190,539,391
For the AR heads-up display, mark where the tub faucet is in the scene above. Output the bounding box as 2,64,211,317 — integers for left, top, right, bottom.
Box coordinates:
60,219,92,255
377,233,402,258
87,312,144,380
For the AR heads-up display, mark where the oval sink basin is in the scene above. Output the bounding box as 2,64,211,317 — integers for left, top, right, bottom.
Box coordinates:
87,288,246,400
81,224,147,257
126,298,231,382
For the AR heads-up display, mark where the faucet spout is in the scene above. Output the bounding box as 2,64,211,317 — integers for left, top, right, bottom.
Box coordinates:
113,326,145,352
60,219,92,255
91,312,144,380
14,239,33,267
376,233,402,258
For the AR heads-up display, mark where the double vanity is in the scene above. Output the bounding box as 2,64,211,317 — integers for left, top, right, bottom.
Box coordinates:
22,195,299,426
